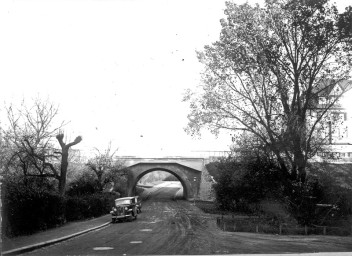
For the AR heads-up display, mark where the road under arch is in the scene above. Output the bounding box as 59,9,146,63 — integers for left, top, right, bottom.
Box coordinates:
126,162,202,200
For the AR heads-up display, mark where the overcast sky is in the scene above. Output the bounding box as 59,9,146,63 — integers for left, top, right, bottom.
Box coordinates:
1,0,350,158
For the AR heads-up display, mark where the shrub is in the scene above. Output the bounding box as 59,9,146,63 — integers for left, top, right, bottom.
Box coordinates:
213,156,284,213
211,156,352,227
66,172,100,196
289,163,352,226
113,177,128,197
67,171,128,197
2,173,118,237
2,177,65,237
163,174,179,182
65,193,116,221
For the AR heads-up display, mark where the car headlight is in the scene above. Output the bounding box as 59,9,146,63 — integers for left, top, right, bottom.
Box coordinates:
125,207,128,210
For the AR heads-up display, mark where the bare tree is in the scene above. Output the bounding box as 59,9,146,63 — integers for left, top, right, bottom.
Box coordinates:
56,133,82,195
3,98,82,195
86,143,126,192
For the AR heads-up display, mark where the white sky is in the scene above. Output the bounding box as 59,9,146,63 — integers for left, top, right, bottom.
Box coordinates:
1,0,350,158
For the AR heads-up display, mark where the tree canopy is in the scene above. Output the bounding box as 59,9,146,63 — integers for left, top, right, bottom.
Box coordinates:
86,143,126,192
184,0,352,182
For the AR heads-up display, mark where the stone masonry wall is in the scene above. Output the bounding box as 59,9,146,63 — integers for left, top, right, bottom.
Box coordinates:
198,164,216,201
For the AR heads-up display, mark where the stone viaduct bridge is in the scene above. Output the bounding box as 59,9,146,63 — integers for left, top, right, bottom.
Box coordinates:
118,157,215,201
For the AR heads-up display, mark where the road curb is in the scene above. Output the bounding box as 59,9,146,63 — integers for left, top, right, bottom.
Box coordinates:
2,222,111,255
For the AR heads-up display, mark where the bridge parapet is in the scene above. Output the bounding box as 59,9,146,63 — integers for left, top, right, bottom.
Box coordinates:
118,157,205,172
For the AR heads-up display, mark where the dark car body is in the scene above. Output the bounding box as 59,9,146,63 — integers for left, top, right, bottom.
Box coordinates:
110,196,141,223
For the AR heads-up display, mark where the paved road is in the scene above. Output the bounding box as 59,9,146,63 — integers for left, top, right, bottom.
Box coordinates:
24,182,352,255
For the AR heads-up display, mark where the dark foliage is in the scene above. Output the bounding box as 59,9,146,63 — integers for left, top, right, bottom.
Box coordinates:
205,162,222,183
66,172,101,196
65,193,116,221
2,178,65,237
213,156,284,212
2,174,118,238
211,156,352,226
282,163,352,225
163,174,179,182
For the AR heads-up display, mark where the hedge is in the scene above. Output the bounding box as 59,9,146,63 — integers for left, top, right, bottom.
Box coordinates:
2,184,117,238
2,185,66,237
65,193,116,221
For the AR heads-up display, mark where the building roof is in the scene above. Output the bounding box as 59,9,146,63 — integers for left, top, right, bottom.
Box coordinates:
314,79,352,97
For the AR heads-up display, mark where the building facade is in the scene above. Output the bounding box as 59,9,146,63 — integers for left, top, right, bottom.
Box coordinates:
314,80,352,161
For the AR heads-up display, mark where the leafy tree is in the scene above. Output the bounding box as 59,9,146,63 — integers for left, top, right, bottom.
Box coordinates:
86,143,126,192
184,0,352,183
2,98,82,196
212,156,284,212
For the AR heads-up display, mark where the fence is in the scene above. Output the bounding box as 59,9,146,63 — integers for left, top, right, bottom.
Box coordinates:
216,216,352,236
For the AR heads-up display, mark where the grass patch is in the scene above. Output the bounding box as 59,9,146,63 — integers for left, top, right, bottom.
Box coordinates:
195,200,254,216
217,217,352,236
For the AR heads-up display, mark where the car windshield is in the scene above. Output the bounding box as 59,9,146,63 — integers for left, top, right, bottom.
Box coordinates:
115,199,132,206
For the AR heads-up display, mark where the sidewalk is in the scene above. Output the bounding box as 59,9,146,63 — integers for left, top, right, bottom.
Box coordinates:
2,214,111,254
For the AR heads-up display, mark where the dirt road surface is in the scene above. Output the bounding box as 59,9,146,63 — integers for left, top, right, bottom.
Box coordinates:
24,182,352,255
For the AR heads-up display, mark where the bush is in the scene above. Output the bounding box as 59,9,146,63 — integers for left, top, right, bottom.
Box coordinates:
67,171,128,197
213,156,284,213
2,178,65,237
163,174,179,182
211,156,352,227
2,174,119,238
288,163,352,226
65,193,116,221
66,172,100,196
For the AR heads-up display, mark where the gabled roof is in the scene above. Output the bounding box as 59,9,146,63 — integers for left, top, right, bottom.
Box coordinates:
338,80,352,91
314,79,352,97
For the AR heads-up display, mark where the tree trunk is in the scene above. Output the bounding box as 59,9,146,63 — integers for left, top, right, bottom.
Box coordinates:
97,170,104,192
58,149,69,196
56,134,82,197
293,136,307,183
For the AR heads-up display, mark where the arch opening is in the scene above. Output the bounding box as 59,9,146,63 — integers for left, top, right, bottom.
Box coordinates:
133,168,188,200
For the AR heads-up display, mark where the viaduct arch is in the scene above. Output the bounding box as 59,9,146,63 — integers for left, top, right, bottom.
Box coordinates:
121,158,205,200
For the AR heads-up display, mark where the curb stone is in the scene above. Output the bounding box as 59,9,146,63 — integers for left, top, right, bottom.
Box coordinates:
2,222,111,255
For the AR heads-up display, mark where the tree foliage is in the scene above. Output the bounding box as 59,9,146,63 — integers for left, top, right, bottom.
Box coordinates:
2,175,66,237
86,143,126,192
184,0,352,182
213,156,284,213
211,155,352,225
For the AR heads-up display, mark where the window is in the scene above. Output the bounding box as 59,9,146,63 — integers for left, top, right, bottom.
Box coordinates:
319,97,326,105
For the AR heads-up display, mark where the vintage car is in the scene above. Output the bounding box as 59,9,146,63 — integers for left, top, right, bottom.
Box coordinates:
110,196,141,223
135,196,142,214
